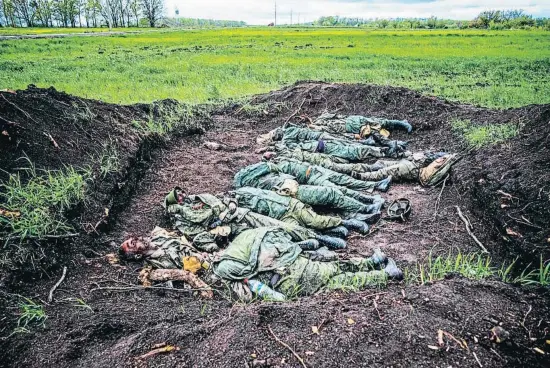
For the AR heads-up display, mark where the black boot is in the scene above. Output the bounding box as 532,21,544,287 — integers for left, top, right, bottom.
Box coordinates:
383,258,403,280
358,137,376,146
296,239,320,251
375,176,392,192
351,212,381,225
366,202,383,214
323,226,349,239
342,219,370,235
380,120,413,133
315,234,347,250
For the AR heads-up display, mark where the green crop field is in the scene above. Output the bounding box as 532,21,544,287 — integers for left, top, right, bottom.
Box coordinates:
1,28,549,107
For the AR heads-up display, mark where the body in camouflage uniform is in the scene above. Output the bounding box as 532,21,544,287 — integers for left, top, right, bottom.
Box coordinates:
275,158,384,192
352,153,458,186
233,162,382,215
231,187,343,231
288,140,385,161
308,113,412,134
213,227,394,297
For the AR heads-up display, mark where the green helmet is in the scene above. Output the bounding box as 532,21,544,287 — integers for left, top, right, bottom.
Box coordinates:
387,198,411,221
164,186,184,208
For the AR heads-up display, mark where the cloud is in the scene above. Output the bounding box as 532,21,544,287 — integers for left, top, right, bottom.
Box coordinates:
165,0,550,24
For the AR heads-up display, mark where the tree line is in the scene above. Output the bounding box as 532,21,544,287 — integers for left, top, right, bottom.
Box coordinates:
0,0,163,28
314,10,550,30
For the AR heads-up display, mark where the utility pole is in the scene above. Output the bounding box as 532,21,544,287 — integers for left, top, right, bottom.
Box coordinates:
291,9,293,25
274,2,277,26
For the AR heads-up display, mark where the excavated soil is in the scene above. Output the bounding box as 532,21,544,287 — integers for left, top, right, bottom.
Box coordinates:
1,82,549,367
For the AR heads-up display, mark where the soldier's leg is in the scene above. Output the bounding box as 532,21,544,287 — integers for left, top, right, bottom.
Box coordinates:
325,270,388,291
353,161,417,182
324,171,379,192
339,187,384,205
283,207,342,231
296,186,372,214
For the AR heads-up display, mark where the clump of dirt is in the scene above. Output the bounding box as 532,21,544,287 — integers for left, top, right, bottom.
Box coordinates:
1,82,549,368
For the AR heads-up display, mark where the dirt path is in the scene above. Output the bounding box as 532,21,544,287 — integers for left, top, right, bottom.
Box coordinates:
1,83,549,367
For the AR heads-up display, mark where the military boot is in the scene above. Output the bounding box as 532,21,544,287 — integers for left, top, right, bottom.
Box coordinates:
366,201,383,214
375,176,392,192
383,258,403,280
315,234,347,250
323,226,349,239
381,120,413,133
358,136,376,146
342,219,370,234
296,239,320,251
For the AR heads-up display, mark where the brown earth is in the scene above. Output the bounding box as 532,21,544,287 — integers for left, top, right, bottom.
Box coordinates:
0,82,549,368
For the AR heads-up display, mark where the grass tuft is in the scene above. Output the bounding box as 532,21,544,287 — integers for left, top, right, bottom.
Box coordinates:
132,103,195,136
0,157,88,239
452,119,519,148
17,297,48,330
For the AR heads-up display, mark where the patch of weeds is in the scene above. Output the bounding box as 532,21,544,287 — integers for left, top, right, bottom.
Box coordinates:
407,251,549,287
238,102,269,115
72,298,94,313
94,141,120,179
0,156,88,239
451,119,519,148
17,297,47,330
132,103,196,136
505,256,550,286
405,251,494,285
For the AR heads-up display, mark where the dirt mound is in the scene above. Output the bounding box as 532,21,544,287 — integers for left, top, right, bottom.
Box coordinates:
0,86,205,275
1,82,549,368
462,106,550,262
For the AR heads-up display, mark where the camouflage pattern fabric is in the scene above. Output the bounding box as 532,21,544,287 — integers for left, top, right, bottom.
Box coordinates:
289,140,385,161
276,159,378,192
354,159,420,182
232,187,342,230
213,227,303,281
276,255,387,296
309,113,409,135
146,227,205,269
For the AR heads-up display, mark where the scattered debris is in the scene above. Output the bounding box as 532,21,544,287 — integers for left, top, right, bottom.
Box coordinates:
204,141,222,150
456,206,489,253
48,266,67,302
490,326,510,343
105,253,119,265
267,325,307,368
139,267,214,299
136,344,179,360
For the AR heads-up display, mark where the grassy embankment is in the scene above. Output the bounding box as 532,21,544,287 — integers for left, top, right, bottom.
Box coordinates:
0,28,549,108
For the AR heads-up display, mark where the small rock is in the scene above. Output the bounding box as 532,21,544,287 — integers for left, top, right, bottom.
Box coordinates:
204,141,221,150
490,326,510,343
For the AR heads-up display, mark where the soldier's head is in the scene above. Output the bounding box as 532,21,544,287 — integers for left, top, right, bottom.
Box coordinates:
119,237,155,260
262,151,278,161
422,151,448,166
164,186,186,207
257,128,284,145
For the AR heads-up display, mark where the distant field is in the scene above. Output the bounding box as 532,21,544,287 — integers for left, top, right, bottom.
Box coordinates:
0,28,549,107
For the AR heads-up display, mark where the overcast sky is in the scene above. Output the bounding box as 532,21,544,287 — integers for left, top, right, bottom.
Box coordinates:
166,0,550,24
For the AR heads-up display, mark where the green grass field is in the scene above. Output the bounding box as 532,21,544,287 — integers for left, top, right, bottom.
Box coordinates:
1,28,549,107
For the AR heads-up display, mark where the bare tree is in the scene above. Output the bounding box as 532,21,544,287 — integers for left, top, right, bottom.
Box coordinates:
140,0,162,27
